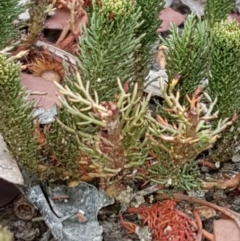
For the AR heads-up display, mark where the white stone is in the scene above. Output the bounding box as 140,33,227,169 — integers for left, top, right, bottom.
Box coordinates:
144,69,168,97
180,0,206,16
0,134,24,185
164,0,174,7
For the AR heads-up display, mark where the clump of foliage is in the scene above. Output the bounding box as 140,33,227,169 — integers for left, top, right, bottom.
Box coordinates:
53,72,233,191
78,0,164,100
55,71,151,186
208,20,240,120
100,0,136,16
132,0,164,96
148,161,200,191
145,76,234,190
0,54,40,173
42,72,85,182
78,0,144,100
0,0,24,49
160,15,208,100
0,0,237,192
207,20,240,162
159,0,239,164
43,109,80,182
204,0,234,28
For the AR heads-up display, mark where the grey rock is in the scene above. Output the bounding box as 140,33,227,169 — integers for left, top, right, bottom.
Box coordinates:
144,69,168,97
23,183,114,241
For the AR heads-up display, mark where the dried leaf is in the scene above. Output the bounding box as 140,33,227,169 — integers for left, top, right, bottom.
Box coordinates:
36,41,78,65
156,45,169,69
213,219,240,241
21,73,62,110
45,8,70,30
158,8,185,32
228,13,240,23
195,206,217,219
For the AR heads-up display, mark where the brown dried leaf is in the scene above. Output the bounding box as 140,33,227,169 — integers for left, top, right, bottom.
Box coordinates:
228,13,240,23
158,7,185,32
195,206,217,219
45,8,70,30
21,73,62,110
156,45,169,69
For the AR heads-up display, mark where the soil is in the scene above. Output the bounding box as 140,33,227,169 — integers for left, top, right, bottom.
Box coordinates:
0,203,54,241
1,160,240,240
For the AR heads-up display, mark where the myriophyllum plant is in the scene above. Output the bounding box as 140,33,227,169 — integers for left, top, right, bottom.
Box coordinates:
147,75,235,166
54,72,234,191
55,69,151,190
145,75,235,189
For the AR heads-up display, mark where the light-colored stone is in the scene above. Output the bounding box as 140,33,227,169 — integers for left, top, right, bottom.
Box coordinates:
164,0,174,7
181,0,206,16
232,153,240,163
144,69,168,97
0,135,24,185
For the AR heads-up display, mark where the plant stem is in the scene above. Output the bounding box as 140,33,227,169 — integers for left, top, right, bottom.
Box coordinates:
155,193,240,229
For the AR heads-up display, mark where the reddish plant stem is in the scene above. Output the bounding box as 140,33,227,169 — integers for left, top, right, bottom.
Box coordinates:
155,193,240,229
127,200,196,241
57,11,88,50
197,159,217,169
184,213,214,241
51,195,69,200
119,213,138,234
202,173,240,190
192,210,202,241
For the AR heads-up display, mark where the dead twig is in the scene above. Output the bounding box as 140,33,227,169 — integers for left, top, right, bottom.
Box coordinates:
197,159,217,170
192,210,203,241
202,173,240,190
155,193,240,229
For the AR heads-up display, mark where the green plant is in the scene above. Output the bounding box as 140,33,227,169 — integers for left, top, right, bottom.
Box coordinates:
55,69,151,188
54,72,233,191
132,0,164,97
43,109,80,182
160,15,208,100
78,0,144,100
208,20,240,120
148,161,200,191
207,20,240,162
78,0,164,100
145,76,234,189
0,0,24,49
204,0,234,28
0,53,40,173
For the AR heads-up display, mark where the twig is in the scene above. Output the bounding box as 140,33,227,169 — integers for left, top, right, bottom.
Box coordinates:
28,91,48,95
202,173,240,190
192,209,203,241
51,195,69,200
155,193,240,229
197,159,217,169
